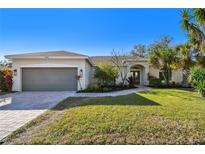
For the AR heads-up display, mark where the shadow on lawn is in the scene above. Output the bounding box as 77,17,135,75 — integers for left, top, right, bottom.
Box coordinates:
53,93,161,110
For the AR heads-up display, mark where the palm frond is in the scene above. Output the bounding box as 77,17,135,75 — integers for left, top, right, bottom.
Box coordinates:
193,8,205,28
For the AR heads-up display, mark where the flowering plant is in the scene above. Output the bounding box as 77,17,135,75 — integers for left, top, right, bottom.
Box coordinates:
0,68,13,92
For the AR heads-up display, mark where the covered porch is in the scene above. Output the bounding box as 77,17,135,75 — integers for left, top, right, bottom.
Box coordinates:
127,62,149,86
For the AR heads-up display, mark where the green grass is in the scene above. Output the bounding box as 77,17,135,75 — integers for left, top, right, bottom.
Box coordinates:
3,89,205,144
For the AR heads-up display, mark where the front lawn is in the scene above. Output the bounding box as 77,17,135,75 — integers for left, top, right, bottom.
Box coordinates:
3,89,205,144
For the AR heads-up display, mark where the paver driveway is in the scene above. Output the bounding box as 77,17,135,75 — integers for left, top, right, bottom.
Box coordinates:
0,91,75,141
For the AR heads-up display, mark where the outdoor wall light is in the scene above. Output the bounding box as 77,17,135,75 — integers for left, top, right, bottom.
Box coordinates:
79,69,83,78
13,69,17,76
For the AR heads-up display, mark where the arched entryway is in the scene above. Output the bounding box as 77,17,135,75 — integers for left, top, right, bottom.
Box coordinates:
129,64,145,85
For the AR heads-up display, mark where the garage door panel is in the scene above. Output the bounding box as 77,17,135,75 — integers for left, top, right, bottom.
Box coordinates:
22,68,77,91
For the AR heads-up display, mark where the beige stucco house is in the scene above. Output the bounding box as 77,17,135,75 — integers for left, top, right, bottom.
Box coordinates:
91,56,183,86
5,50,183,91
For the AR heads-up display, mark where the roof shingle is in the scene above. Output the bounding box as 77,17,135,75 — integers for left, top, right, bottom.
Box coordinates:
5,50,88,59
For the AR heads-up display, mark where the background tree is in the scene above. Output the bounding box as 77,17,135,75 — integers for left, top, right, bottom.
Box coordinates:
180,9,205,52
148,36,180,85
195,51,205,67
180,8,205,92
111,49,129,87
130,44,147,57
0,60,11,69
175,42,194,86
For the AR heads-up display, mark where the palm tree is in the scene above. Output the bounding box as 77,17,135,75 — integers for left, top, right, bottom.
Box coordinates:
149,37,180,85
193,9,205,28
175,43,194,86
180,9,205,52
195,51,205,68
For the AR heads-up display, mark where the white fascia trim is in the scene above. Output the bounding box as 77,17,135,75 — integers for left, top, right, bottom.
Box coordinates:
49,56,89,59
126,59,148,62
20,63,80,68
7,56,88,59
6,56,93,67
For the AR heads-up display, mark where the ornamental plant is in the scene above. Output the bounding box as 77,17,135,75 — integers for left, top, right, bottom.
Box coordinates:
94,63,118,87
0,70,6,91
0,68,13,92
188,67,205,97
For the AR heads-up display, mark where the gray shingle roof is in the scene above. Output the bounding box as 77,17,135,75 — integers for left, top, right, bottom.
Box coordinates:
90,56,147,66
5,50,88,59
90,56,113,65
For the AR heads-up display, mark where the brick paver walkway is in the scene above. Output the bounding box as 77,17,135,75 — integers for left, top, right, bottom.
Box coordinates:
0,91,75,141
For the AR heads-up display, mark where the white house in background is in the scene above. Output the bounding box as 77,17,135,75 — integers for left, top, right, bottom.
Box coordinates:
5,50,183,91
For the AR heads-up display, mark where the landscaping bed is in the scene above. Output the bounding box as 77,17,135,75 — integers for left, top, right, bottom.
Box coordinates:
78,85,137,93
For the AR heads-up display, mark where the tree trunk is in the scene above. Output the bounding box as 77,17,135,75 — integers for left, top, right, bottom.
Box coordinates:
182,70,190,87
163,70,169,86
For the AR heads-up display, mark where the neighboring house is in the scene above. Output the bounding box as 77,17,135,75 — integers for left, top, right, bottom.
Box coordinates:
5,50,183,91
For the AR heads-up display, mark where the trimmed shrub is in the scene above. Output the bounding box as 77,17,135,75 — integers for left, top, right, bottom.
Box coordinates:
149,78,162,87
102,87,112,92
175,82,182,87
94,64,118,86
148,76,183,88
86,83,99,91
188,67,205,85
195,80,205,97
189,67,205,97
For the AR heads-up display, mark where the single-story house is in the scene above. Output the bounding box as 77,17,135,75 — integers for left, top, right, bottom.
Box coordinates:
5,50,183,91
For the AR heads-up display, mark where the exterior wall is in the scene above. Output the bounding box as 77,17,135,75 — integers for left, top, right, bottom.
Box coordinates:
172,69,183,83
115,64,183,86
84,60,92,88
12,57,183,91
149,66,183,83
12,58,90,91
149,66,159,78
115,66,128,85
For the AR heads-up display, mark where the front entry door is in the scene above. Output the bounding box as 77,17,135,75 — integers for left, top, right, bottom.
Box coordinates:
132,71,140,85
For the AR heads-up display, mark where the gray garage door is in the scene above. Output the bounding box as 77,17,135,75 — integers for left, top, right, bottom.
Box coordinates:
22,68,77,91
